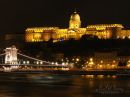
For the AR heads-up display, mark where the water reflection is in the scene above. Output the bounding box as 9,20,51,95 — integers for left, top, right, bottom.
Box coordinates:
0,74,130,97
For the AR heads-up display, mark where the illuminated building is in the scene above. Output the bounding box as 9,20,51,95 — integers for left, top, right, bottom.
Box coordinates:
86,51,130,69
25,11,86,42
69,11,81,29
86,24,124,39
117,30,130,39
94,52,118,68
25,27,59,42
25,11,130,42
86,52,118,69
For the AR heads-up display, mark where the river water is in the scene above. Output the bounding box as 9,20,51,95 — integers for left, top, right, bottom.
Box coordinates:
0,73,130,97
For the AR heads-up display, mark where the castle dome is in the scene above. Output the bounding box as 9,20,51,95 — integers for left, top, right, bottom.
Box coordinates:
69,11,81,29
70,11,80,21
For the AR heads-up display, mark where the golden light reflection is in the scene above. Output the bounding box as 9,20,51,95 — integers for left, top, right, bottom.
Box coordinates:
97,75,104,78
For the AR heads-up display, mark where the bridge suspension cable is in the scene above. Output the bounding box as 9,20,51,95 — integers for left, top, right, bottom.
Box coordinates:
17,53,51,64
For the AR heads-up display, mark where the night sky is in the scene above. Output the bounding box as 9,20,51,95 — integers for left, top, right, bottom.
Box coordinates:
1,0,130,33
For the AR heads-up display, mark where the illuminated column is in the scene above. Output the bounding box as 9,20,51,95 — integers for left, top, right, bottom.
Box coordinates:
5,46,18,64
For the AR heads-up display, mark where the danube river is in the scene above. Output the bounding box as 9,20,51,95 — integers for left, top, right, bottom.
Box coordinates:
0,73,130,97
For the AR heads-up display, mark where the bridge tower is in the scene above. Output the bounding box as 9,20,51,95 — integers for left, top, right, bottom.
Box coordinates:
4,46,18,64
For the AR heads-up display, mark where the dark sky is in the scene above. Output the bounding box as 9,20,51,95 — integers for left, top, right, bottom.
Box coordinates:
1,0,130,33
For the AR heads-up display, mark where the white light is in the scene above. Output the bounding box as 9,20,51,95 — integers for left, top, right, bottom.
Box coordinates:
23,61,26,64
55,62,58,66
66,62,68,65
36,61,39,64
27,61,29,64
117,36,119,38
90,58,93,61
40,61,43,64
76,58,79,62
62,62,65,66
101,60,103,63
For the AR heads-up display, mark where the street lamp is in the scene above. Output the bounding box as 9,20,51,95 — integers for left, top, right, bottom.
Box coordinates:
76,58,79,62
87,58,94,69
27,61,29,64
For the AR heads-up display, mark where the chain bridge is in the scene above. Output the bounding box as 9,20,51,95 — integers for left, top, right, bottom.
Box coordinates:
0,46,71,72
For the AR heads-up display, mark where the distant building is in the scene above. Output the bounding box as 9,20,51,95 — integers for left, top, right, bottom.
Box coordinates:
86,51,130,69
25,27,59,42
94,52,118,66
25,11,130,42
86,24,124,39
25,11,86,42
117,30,130,39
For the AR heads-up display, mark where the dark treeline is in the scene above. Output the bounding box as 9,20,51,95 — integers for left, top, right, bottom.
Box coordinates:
1,36,130,61
52,39,130,55
22,38,130,60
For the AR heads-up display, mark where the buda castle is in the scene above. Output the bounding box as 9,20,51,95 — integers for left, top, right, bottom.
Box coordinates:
25,11,130,42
